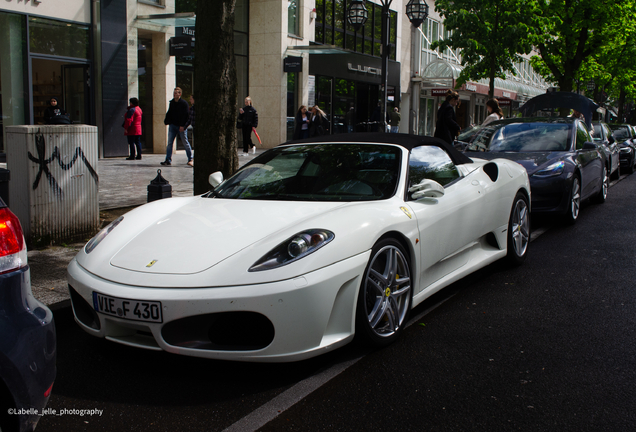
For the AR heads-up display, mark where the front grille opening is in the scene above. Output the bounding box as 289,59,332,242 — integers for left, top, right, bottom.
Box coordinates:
161,312,275,351
68,284,101,330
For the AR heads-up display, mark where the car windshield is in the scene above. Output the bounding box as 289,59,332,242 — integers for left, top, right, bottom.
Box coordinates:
468,122,571,152
608,126,630,140
592,124,604,141
213,143,401,201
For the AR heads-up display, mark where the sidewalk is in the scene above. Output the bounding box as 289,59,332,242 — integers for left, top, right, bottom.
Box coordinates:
28,149,264,307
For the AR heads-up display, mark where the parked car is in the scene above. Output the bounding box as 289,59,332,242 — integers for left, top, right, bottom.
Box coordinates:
607,124,636,174
67,133,530,362
592,121,620,180
465,117,607,224
0,198,56,432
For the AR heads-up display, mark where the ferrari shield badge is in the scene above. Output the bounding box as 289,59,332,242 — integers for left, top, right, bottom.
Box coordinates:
400,206,412,219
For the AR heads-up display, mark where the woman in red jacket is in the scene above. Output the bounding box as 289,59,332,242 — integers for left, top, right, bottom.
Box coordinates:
124,97,143,160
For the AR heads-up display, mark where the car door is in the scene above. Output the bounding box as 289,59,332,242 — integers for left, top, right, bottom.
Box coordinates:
406,146,488,293
575,121,602,198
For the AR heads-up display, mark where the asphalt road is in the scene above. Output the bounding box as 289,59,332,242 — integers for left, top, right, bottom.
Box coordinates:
36,174,636,432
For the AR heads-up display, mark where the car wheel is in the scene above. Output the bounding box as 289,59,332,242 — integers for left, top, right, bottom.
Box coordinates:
507,192,530,266
593,166,608,204
565,175,581,225
355,238,412,347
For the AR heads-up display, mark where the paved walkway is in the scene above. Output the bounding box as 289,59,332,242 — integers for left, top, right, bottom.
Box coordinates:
99,150,263,209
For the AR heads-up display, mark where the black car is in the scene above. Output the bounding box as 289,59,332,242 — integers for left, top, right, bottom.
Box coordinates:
592,121,620,180
607,124,636,174
465,117,607,224
0,198,56,432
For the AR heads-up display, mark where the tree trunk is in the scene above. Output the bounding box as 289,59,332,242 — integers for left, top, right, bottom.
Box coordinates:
618,89,626,123
193,0,238,195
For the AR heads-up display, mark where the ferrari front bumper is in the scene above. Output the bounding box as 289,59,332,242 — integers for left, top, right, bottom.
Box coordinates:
67,252,370,362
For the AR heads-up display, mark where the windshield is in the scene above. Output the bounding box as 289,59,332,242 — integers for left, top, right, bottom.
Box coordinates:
214,144,401,201
608,125,631,141
468,122,571,152
592,124,604,141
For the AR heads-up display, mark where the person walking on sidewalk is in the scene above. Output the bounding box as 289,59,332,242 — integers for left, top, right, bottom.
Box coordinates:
238,96,258,155
123,97,143,160
184,94,196,164
389,107,401,133
161,87,193,167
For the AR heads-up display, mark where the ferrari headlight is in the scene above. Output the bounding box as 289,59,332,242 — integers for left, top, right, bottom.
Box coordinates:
249,229,334,272
85,216,124,254
620,147,632,153
533,161,565,178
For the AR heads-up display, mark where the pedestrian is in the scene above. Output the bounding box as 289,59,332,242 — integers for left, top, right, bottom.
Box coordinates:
293,105,311,140
161,87,193,167
309,105,328,137
238,96,258,155
185,94,195,149
345,106,356,133
123,97,143,160
370,101,382,132
434,90,461,145
389,107,401,133
481,99,503,126
44,97,69,124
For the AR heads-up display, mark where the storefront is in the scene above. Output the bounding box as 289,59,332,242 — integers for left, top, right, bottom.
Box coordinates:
304,52,400,136
0,1,92,154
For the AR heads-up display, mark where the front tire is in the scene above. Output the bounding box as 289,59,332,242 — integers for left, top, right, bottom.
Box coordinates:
355,238,412,347
507,192,530,266
564,175,581,225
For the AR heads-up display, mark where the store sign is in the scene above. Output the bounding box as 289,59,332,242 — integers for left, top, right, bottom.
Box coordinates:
284,56,303,73
502,92,511,98
431,89,450,96
347,63,381,75
499,99,512,106
466,84,477,92
169,36,192,56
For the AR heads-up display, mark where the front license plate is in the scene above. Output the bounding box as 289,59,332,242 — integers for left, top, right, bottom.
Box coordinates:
93,292,163,323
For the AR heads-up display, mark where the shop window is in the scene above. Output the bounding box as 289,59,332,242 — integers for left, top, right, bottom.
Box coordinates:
29,17,89,59
288,0,300,36
0,12,28,152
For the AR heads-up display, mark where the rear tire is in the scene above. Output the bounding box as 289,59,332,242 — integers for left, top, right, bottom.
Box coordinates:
506,192,530,266
355,238,412,348
564,175,581,225
592,166,608,204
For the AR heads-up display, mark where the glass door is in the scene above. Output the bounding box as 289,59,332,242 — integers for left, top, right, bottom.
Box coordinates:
62,64,90,124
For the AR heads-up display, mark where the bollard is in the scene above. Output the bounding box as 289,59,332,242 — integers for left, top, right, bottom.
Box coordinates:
147,169,172,202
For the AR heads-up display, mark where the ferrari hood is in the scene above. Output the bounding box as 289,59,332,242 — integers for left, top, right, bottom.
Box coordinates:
108,198,345,275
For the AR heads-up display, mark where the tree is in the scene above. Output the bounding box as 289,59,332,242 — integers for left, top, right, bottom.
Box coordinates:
193,0,239,195
432,0,538,99
530,0,635,93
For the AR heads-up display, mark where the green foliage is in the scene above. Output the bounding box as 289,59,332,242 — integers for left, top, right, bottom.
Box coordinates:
432,0,538,98
531,0,636,93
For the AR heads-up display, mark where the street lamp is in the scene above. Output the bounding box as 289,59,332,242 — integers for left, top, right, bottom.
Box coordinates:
346,0,369,32
406,0,429,29
346,0,429,133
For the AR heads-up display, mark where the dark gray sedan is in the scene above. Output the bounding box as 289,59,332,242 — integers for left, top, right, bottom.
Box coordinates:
465,117,607,224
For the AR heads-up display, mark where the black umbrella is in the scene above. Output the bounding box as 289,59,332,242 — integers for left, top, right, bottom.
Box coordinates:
519,91,600,127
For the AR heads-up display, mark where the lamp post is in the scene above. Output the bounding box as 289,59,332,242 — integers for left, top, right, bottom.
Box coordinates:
347,0,428,133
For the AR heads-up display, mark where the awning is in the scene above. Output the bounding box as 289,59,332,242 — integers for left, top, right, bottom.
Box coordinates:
136,12,196,27
285,45,349,55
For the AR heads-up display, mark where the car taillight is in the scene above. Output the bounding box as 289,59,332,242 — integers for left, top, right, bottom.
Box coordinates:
0,207,27,274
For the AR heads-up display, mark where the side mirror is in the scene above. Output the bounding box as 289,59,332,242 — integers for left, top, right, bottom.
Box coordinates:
582,141,597,150
409,179,445,200
208,171,224,188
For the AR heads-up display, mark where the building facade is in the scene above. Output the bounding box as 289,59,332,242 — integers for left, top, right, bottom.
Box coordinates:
0,0,552,159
